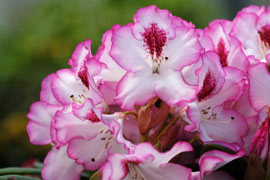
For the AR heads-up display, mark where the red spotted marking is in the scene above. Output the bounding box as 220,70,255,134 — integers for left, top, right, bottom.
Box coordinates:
216,39,228,67
85,110,100,123
197,72,217,102
78,68,89,89
259,25,270,48
143,23,167,58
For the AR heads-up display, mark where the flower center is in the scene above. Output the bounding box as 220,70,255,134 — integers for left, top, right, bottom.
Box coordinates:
258,25,270,56
259,25,270,48
197,72,217,102
142,23,167,74
216,39,228,67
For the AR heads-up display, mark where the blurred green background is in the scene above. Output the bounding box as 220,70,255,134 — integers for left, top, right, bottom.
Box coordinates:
0,0,269,168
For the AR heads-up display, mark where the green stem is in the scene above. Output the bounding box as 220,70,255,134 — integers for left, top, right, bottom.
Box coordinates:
123,111,138,119
140,129,150,142
152,117,179,144
0,168,41,176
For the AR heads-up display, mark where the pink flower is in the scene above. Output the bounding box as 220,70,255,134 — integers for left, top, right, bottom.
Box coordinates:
184,52,248,147
42,146,83,180
231,5,270,63
197,149,245,179
102,142,193,180
200,19,249,71
110,5,202,110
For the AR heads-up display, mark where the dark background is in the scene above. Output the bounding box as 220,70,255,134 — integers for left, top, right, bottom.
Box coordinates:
0,0,269,168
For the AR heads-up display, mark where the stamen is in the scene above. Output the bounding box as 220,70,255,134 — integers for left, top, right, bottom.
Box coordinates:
128,164,145,180
90,129,113,163
70,94,83,104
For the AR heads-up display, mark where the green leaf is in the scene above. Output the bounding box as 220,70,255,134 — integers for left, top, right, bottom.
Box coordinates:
0,175,41,180
0,168,41,176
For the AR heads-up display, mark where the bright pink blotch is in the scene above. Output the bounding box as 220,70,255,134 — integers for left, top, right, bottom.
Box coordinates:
143,23,167,58
85,110,100,123
250,118,269,157
216,39,228,67
78,69,89,89
197,72,217,102
258,25,270,48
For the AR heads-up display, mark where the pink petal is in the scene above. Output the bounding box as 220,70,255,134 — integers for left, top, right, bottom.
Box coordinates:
196,52,225,102
115,71,156,110
99,81,118,105
243,116,258,154
42,146,83,180
199,150,244,178
231,12,262,59
133,5,175,40
72,98,103,122
102,113,137,151
226,36,249,71
68,39,92,75
256,10,270,30
67,137,118,171
96,29,126,82
199,105,248,145
248,63,270,111
52,69,101,106
233,85,257,118
238,5,265,16
204,20,231,49
182,59,202,86
185,101,201,131
163,25,201,70
54,110,103,144
135,141,193,165
202,67,245,107
110,24,148,72
156,68,198,106
26,101,62,145
102,154,142,180
40,73,61,105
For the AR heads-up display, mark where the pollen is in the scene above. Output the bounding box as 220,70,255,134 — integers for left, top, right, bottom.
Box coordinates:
197,72,217,102
142,23,167,58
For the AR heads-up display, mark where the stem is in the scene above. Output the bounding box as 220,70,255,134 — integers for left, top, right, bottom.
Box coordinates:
266,114,270,180
0,175,41,180
189,134,200,144
123,111,138,119
140,129,150,142
152,116,179,144
266,152,270,180
0,168,41,176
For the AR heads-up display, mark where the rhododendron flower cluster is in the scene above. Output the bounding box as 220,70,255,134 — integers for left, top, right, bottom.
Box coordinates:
27,5,270,180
